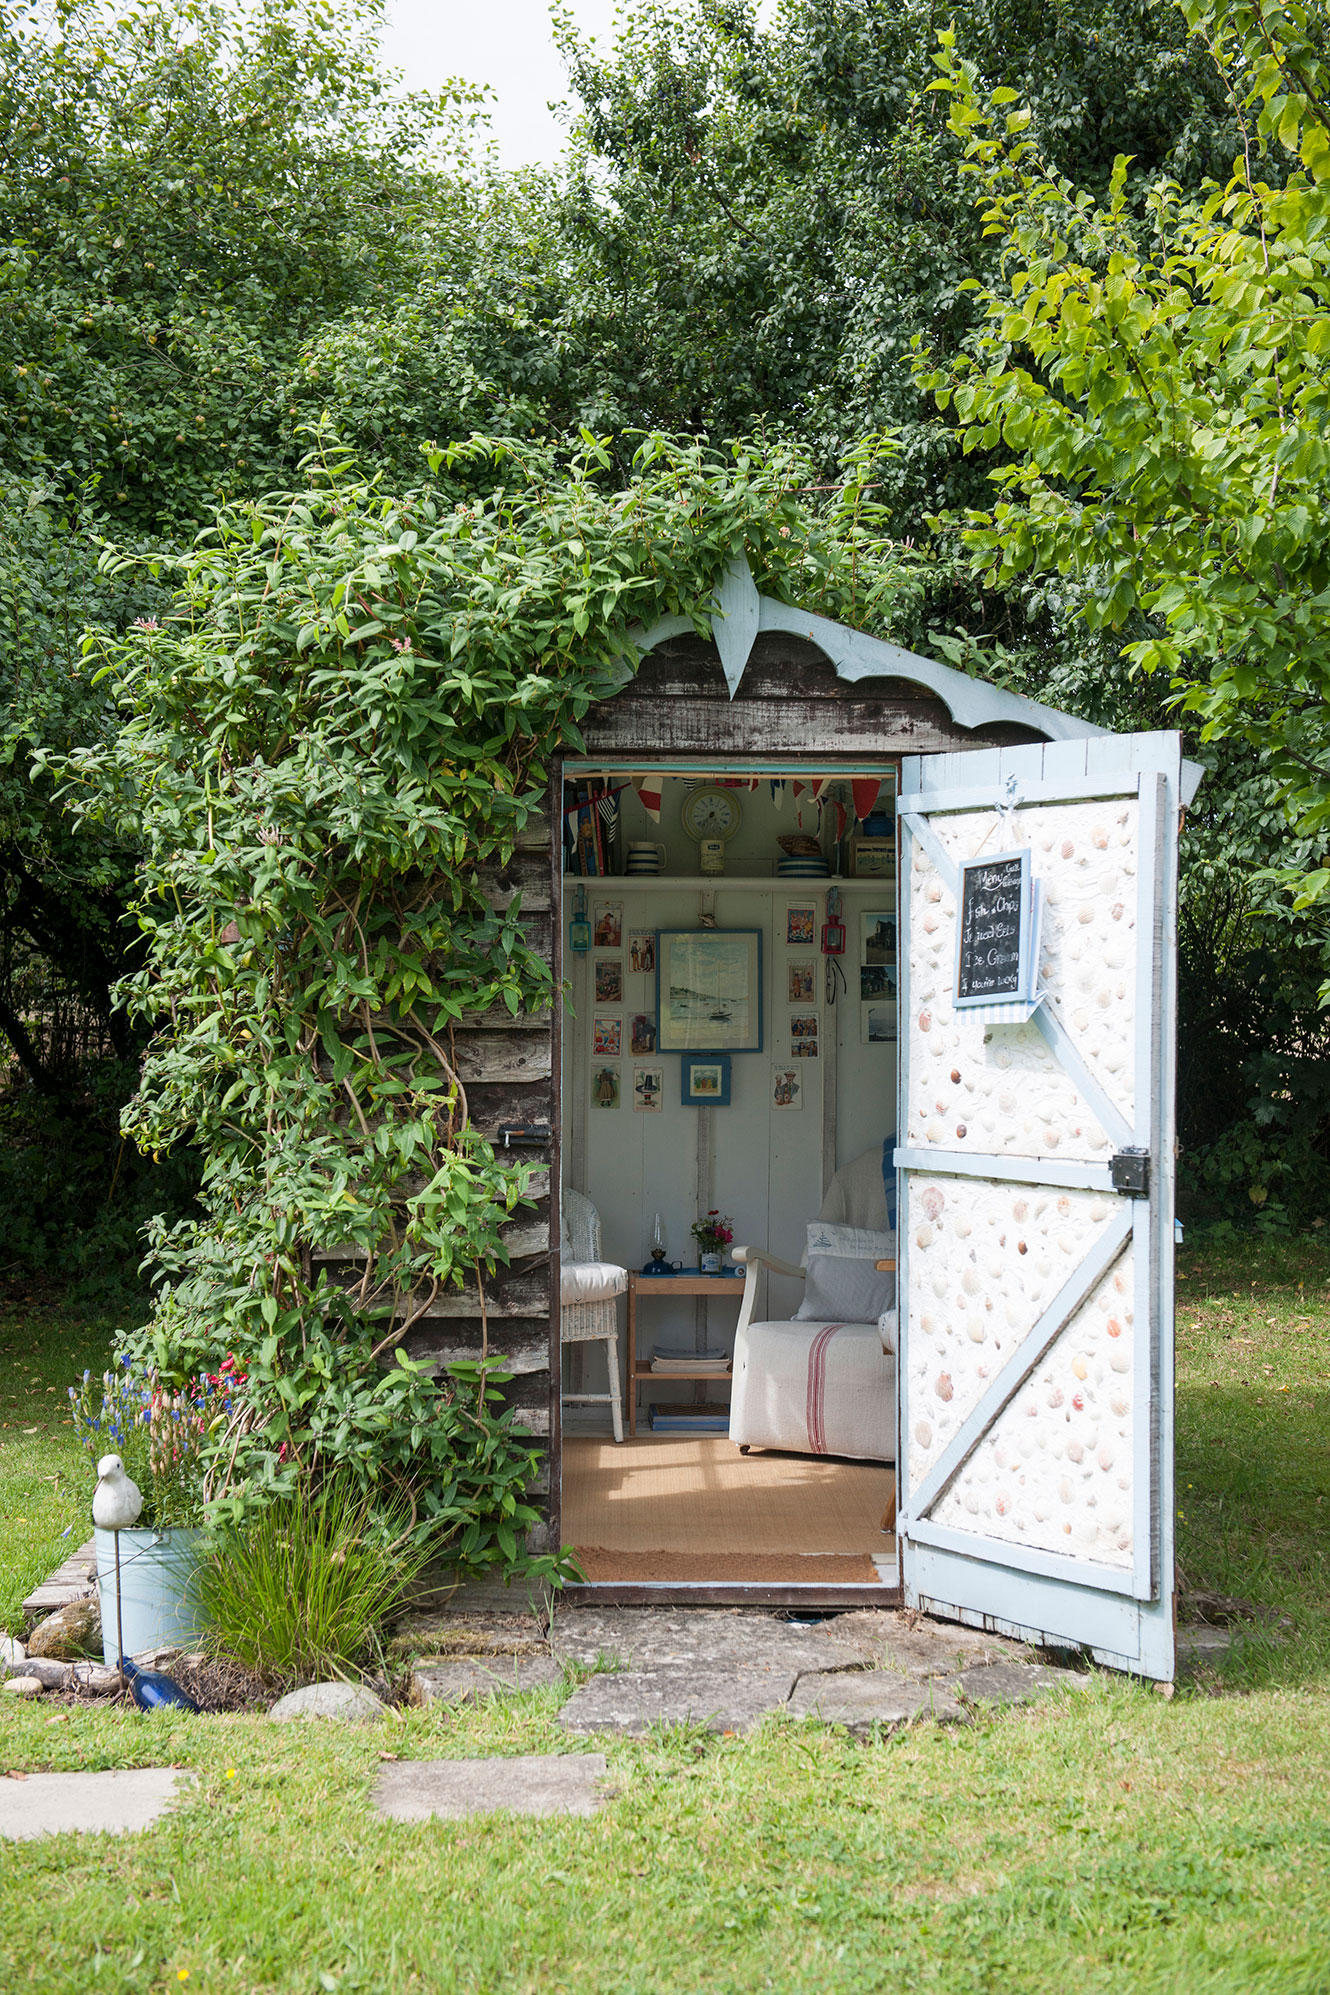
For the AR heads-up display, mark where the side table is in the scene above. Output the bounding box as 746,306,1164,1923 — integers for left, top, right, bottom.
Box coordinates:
626,1269,746,1437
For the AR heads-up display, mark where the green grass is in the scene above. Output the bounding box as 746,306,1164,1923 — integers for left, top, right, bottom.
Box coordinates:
0,1243,1327,1994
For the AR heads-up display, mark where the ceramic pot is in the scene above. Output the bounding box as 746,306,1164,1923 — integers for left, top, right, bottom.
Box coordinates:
94,1525,209,1665
699,1251,722,1272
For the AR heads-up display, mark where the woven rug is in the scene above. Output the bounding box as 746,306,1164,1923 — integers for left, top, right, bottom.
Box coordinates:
562,1435,894,1556
571,1549,883,1585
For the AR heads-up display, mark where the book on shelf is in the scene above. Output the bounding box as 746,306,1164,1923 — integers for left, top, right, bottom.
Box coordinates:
648,1403,730,1433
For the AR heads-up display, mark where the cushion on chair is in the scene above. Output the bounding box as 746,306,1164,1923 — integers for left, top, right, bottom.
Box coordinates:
793,1221,896,1323
731,1319,895,1461
560,1260,628,1306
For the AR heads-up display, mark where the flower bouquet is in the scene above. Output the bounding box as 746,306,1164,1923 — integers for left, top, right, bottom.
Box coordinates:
690,1210,734,1271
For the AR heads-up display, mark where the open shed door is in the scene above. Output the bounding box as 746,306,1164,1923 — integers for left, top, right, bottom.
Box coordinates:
895,734,1182,1678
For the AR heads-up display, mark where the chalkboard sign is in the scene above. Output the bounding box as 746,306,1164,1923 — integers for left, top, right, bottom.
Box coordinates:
955,850,1032,1006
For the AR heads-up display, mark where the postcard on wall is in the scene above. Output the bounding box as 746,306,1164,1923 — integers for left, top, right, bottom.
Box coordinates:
629,931,656,975
630,1012,657,1055
790,1013,819,1057
787,961,816,1004
594,957,623,1004
592,1064,620,1108
633,1065,663,1111
772,1066,803,1111
592,900,623,948
860,962,898,1001
862,911,896,963
592,1015,622,1056
786,903,817,948
862,1001,898,1045
657,929,763,1053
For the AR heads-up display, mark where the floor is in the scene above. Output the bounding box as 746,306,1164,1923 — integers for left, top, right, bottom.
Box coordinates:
562,1434,896,1584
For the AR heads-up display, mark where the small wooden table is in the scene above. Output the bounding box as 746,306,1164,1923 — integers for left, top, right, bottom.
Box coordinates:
626,1269,746,1437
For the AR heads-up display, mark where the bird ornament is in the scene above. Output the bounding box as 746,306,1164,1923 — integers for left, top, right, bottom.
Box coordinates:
92,1454,143,1530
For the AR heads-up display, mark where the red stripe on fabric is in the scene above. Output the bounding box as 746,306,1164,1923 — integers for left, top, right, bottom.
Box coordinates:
805,1324,844,1455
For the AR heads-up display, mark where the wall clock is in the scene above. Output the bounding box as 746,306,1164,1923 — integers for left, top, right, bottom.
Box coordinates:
680,786,742,843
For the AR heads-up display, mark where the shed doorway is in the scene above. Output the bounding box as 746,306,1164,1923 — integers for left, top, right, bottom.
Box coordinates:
558,760,901,1599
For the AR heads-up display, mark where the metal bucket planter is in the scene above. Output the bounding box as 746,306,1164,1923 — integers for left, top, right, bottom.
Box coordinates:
94,1526,209,1665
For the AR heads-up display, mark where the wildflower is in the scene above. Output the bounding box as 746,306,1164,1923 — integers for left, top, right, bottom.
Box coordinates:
133,617,160,632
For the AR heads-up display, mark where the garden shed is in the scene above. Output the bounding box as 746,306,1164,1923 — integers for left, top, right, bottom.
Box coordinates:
440,556,1197,1683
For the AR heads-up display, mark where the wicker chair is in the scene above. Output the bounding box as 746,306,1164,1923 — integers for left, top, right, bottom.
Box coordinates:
560,1188,626,1444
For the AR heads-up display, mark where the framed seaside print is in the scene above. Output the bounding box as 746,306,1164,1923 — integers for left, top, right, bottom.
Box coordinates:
656,930,763,1053
682,1054,731,1106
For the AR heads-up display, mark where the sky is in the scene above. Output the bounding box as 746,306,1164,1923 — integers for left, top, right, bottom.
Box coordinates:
380,0,624,170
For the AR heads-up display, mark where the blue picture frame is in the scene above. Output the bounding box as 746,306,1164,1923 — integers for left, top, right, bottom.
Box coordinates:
681,1054,732,1107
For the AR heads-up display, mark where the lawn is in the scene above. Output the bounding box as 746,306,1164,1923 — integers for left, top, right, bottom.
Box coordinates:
0,1241,1328,1995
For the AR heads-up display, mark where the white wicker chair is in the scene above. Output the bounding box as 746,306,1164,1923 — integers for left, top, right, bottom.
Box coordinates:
560,1188,626,1444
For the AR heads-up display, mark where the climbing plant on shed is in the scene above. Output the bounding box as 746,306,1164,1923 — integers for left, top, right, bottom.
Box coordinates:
63,430,906,1573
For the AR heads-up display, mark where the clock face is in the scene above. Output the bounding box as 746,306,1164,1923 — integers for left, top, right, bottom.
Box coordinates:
681,786,742,842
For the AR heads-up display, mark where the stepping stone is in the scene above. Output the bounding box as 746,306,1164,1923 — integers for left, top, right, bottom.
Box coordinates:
0,1768,193,1841
550,1608,855,1676
829,1609,1031,1680
413,1657,566,1703
374,1754,610,1821
954,1661,1090,1706
789,1669,964,1732
1177,1625,1234,1665
558,1666,796,1736
269,1683,387,1723
391,1612,549,1663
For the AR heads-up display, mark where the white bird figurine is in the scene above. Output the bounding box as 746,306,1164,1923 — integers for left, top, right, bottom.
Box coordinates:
92,1454,143,1530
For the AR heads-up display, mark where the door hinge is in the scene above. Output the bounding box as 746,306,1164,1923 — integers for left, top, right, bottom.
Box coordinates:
1110,1147,1151,1197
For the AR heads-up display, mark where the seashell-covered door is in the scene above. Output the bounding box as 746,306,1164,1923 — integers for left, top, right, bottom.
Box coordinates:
894,732,1188,1680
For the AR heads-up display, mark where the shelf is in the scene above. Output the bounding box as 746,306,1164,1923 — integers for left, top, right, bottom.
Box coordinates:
562,875,895,891
633,1365,733,1381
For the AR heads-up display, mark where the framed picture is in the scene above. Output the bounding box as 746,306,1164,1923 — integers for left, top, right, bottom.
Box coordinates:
787,961,816,1003
594,957,623,1004
860,962,898,1001
628,931,656,975
772,1066,803,1111
849,837,896,880
790,1013,819,1057
633,1065,664,1111
656,929,763,1053
786,904,817,948
592,1015,621,1056
592,1065,620,1108
682,1054,731,1106
862,1001,898,1044
862,911,896,963
592,900,622,948
630,1012,657,1055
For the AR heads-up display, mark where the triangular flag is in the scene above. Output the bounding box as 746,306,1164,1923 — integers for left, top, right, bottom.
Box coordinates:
632,774,663,823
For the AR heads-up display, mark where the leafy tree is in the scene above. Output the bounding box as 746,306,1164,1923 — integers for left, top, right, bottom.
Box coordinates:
918,0,1330,1219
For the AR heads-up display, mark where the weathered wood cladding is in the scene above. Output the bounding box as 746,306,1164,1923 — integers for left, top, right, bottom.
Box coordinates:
580,633,1046,759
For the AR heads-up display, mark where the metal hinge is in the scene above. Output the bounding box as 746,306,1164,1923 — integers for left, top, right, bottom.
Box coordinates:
498,1122,551,1149
1110,1147,1151,1198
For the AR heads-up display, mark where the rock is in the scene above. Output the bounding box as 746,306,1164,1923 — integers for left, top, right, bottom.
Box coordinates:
828,1609,1032,1679
269,1682,387,1724
373,1754,611,1822
71,1664,124,1695
0,1634,25,1669
559,1666,796,1737
954,1661,1090,1706
1177,1625,1233,1665
788,1669,964,1733
25,1598,101,1661
3,1676,45,1699
15,1658,72,1690
412,1657,567,1703
1180,1590,1292,1632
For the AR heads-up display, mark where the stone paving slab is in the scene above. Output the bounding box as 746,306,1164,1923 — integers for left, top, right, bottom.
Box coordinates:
374,1754,610,1821
391,1613,550,1663
413,1657,567,1703
550,1609,859,1676
788,1669,965,1732
955,1661,1090,1706
829,1610,1032,1679
559,1666,798,1736
0,1768,193,1841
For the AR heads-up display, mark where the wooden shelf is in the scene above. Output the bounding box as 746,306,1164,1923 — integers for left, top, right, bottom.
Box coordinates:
562,875,893,891
632,1364,733,1381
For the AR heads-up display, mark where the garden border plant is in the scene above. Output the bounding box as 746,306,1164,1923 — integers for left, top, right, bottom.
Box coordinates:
58,428,907,1581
